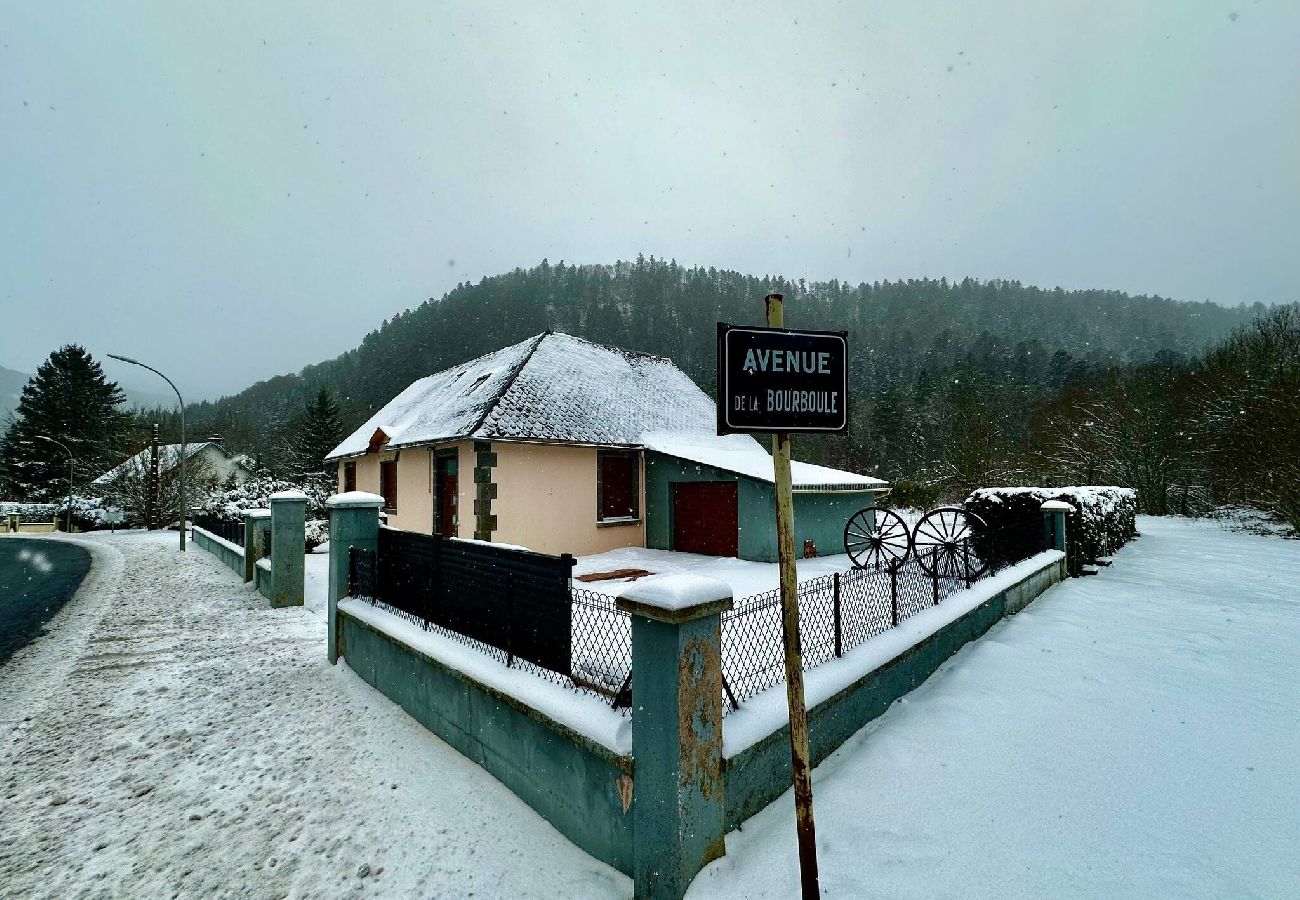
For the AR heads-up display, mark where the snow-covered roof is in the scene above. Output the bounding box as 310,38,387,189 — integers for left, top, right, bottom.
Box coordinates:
92,442,248,485
328,332,718,459
641,432,887,492
326,331,886,491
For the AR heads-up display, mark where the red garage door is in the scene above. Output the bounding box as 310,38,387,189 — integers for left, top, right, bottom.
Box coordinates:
672,482,739,557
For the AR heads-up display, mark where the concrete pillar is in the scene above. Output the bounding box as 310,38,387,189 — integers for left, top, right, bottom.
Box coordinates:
1041,499,1072,573
245,509,270,583
617,575,733,900
268,490,308,607
326,491,384,665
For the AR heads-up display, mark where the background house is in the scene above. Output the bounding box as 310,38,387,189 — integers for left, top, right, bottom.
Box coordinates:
92,440,254,492
326,332,886,561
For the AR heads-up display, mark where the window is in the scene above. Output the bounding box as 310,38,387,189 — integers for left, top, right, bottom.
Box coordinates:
343,461,356,493
380,459,398,511
598,449,638,522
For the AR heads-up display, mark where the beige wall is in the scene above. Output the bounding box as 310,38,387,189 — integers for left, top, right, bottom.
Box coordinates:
337,445,464,537
491,442,644,557
337,440,644,557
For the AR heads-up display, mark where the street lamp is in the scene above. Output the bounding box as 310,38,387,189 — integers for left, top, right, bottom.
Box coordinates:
107,354,187,551
32,435,75,533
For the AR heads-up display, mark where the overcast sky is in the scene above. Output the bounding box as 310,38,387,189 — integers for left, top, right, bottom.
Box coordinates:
2,2,1297,400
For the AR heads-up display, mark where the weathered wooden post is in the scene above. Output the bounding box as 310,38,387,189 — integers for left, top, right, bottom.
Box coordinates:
326,491,384,665
617,574,732,900
764,293,820,898
269,490,307,607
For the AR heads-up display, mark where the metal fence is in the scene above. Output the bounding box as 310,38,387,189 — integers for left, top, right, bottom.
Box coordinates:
718,515,1046,709
344,515,1045,717
193,513,245,548
348,529,586,689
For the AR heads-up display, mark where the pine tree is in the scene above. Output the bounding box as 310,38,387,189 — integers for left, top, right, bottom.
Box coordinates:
0,345,129,501
291,389,344,479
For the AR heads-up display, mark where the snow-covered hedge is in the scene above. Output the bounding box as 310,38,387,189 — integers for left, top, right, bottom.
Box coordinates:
197,474,331,521
0,501,59,523
196,475,332,551
55,495,134,531
965,486,1138,576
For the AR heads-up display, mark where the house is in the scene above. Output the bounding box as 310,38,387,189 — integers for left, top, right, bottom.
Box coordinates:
325,332,887,561
92,439,255,491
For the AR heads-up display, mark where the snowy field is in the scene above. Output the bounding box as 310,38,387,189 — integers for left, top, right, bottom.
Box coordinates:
689,516,1300,899
0,530,629,898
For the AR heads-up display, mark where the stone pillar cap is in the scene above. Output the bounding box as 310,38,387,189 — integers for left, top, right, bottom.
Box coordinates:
269,489,309,502
616,574,733,624
245,508,272,519
1041,499,1076,513
327,491,385,509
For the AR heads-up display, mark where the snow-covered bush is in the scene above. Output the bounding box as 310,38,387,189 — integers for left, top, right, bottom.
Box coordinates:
54,495,133,531
197,473,331,522
965,486,1138,575
196,474,333,552
304,518,329,552
0,501,59,523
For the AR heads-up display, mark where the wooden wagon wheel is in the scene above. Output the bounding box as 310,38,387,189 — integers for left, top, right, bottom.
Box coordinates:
912,506,988,579
844,507,912,570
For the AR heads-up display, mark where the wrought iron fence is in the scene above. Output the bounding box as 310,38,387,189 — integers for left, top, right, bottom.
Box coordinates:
192,513,245,548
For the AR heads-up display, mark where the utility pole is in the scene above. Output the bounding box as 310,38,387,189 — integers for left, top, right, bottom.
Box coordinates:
149,423,160,530
765,292,820,899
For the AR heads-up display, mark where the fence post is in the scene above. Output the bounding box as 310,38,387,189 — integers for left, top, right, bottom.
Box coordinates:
245,509,270,583
326,491,384,665
889,562,900,626
1040,500,1072,575
832,572,842,658
269,490,308,607
617,575,732,900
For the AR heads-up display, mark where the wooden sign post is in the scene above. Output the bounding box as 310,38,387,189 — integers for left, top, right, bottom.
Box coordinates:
717,296,847,899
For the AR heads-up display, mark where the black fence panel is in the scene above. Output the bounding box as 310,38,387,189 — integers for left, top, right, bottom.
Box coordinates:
193,514,245,548
372,528,574,675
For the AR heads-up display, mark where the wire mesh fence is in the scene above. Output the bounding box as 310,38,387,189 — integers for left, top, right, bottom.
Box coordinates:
719,515,1046,710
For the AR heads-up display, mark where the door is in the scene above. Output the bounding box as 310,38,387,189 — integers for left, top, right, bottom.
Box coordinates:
435,455,458,538
672,482,739,557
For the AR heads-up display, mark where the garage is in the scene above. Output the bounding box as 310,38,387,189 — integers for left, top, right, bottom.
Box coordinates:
671,482,739,557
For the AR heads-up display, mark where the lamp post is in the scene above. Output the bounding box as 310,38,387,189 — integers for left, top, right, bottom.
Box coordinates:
107,354,187,551
33,435,75,533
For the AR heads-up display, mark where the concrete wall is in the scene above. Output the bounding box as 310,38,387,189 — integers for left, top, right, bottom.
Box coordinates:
192,525,245,577
491,442,645,556
339,608,634,875
644,452,876,562
722,553,1068,831
255,558,272,599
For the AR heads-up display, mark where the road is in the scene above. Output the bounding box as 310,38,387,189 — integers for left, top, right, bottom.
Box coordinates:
0,537,91,667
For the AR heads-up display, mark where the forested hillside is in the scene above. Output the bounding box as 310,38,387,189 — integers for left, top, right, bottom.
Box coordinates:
155,257,1267,497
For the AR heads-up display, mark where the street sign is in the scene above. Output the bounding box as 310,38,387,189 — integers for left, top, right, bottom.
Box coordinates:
721,299,828,899
716,323,848,435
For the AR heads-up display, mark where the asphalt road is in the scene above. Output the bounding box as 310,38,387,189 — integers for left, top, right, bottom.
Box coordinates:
0,538,91,667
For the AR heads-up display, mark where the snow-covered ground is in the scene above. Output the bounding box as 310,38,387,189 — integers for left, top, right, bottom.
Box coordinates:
574,546,857,599
688,516,1300,898
6,517,1297,898
0,529,628,898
